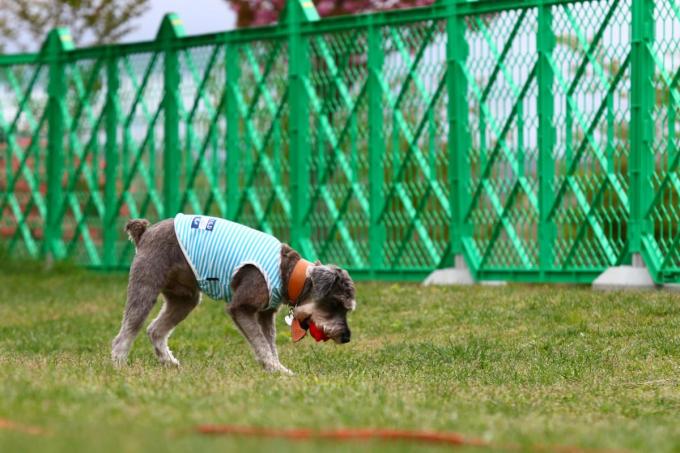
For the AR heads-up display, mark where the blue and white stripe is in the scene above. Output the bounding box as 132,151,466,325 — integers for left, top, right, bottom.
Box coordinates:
174,213,283,308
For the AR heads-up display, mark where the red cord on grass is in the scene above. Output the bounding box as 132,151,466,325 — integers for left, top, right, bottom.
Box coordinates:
196,425,488,447
0,418,47,436
194,425,628,453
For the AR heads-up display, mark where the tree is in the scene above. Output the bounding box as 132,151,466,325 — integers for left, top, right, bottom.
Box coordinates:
226,0,434,27
0,0,151,52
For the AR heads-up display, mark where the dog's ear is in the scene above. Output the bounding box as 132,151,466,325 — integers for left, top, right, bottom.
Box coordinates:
333,267,356,310
310,265,338,299
344,298,357,311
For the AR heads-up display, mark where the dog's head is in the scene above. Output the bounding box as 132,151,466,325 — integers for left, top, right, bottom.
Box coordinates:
294,264,356,344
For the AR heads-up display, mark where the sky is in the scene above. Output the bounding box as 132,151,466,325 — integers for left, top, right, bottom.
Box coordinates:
124,0,236,43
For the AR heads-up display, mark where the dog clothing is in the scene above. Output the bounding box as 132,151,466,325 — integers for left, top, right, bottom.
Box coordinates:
174,213,283,308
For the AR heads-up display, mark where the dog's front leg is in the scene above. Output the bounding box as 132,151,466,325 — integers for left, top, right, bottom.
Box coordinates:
257,309,292,375
229,306,290,374
229,265,292,374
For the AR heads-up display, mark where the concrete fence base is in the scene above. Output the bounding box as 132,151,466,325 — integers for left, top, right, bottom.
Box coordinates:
592,254,657,291
423,255,474,286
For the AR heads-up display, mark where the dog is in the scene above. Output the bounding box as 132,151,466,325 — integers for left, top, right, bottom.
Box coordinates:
111,214,356,374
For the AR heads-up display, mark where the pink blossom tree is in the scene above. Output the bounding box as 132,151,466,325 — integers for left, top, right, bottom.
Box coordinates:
225,0,435,27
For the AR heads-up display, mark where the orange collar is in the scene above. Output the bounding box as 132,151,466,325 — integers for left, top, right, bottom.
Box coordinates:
287,259,311,304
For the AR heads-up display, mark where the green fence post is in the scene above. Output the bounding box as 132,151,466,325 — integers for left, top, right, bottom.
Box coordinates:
226,43,240,221
158,14,186,218
285,0,319,257
630,0,655,272
44,28,74,261
593,0,656,288
537,1,556,279
104,49,120,268
368,16,385,276
444,0,474,282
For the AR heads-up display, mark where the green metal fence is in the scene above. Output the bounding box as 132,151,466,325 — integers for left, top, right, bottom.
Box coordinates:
1,0,679,283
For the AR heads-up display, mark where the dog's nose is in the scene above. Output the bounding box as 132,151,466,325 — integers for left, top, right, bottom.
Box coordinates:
340,330,351,343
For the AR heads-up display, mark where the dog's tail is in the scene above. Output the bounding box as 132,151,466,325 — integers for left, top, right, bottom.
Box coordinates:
124,219,150,247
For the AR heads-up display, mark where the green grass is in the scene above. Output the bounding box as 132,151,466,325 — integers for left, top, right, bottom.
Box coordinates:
2,265,680,452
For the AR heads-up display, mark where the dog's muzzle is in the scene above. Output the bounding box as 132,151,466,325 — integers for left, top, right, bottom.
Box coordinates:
340,329,351,344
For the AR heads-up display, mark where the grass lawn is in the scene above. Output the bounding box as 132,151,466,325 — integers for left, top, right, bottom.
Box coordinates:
1,263,680,452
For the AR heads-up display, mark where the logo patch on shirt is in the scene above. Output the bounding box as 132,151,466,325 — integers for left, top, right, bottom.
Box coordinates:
191,216,215,231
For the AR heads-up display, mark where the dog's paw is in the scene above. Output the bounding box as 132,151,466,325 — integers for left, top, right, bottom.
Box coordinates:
111,353,128,368
111,336,131,367
264,363,294,376
161,357,180,368
278,365,294,376
151,342,181,367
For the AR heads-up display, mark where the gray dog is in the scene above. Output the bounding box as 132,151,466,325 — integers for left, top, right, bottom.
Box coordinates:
111,214,356,374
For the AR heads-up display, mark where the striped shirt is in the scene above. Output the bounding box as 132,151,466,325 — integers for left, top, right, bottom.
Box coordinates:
174,213,283,308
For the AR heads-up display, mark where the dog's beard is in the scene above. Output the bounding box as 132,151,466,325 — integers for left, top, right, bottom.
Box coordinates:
293,305,348,343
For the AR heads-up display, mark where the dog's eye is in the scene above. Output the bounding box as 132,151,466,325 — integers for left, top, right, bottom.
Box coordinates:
319,296,346,312
332,296,352,312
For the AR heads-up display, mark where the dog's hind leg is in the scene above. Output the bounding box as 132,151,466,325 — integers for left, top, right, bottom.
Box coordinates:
112,218,193,366
147,288,200,366
111,261,163,366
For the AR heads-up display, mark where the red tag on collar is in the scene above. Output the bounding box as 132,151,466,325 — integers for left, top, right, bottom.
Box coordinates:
291,318,307,342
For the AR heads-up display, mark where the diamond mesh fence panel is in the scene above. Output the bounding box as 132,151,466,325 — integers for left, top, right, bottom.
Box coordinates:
465,7,540,272
178,44,228,219
550,0,631,272
231,38,291,244
0,1,679,282
381,19,449,271
0,61,49,259
648,0,680,281
308,27,371,268
115,50,166,264
62,55,108,265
